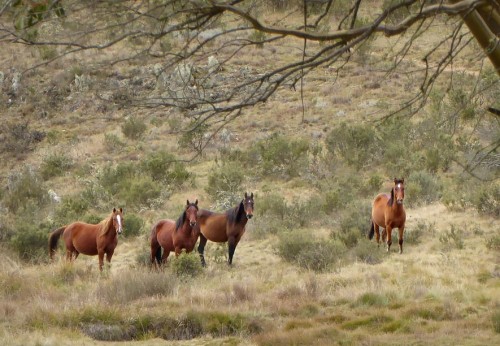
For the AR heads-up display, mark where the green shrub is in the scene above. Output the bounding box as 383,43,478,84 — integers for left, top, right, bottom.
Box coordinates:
103,133,125,152
121,117,147,140
406,171,441,206
277,231,346,272
3,167,49,214
338,201,372,237
473,181,499,217
1,122,46,155
83,213,103,224
178,122,209,154
439,225,464,250
258,134,309,179
350,239,384,264
141,151,176,181
54,196,90,225
40,153,73,180
493,309,500,334
205,162,244,208
405,221,432,245
325,123,380,169
119,176,162,208
124,213,144,237
98,162,137,195
9,221,54,262
171,252,203,278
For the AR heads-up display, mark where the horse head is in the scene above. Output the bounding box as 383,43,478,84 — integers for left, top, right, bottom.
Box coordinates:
243,192,254,219
112,207,124,234
393,178,405,205
186,199,199,227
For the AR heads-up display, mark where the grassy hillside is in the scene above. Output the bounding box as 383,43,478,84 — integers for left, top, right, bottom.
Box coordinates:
0,1,499,345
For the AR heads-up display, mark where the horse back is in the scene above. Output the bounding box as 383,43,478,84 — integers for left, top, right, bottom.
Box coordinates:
198,209,229,242
371,193,390,227
154,219,176,251
64,222,100,255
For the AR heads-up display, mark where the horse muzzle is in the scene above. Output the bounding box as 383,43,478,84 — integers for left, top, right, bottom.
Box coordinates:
190,221,197,227
117,228,123,235
396,199,403,205
246,214,253,219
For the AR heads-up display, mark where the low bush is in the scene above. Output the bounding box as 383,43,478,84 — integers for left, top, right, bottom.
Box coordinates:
406,171,441,206
350,238,384,264
40,152,73,180
119,176,162,209
439,225,464,250
277,231,346,272
3,167,49,214
205,161,244,208
171,252,203,278
9,221,54,262
124,213,144,237
121,117,147,140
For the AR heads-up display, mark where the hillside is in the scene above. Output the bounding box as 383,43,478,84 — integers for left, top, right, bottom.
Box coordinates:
0,1,499,345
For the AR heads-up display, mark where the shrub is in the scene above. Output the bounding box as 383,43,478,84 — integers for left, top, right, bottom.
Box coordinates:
1,122,46,155
9,221,54,262
439,225,464,250
406,171,441,206
3,167,49,214
119,176,162,208
258,134,309,179
338,201,372,237
350,239,384,264
473,181,499,217
40,153,73,180
277,231,346,272
141,151,191,186
98,162,137,195
53,196,90,225
103,133,125,152
124,213,144,237
404,220,432,244
178,121,209,154
257,193,288,220
493,309,500,334
205,162,244,208
121,117,147,140
485,233,500,251
171,252,203,278
325,123,380,169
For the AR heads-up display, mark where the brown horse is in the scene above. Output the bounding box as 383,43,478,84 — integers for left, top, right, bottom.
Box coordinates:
369,178,406,253
48,208,124,271
197,192,254,266
150,200,199,267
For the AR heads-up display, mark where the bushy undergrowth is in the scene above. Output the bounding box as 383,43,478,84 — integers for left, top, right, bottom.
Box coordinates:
121,117,147,140
9,221,55,262
205,161,245,209
2,167,49,214
277,230,346,272
171,252,203,278
40,152,73,180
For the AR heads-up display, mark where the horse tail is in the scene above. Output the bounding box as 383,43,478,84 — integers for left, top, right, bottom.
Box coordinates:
368,221,375,240
49,226,65,259
150,222,162,265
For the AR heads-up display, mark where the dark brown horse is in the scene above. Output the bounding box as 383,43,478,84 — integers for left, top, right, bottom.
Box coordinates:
49,208,124,271
369,178,406,253
197,192,254,266
150,200,199,267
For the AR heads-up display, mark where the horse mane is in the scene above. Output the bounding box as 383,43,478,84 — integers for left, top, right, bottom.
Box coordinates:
227,200,245,224
387,188,394,207
175,211,186,231
99,213,114,236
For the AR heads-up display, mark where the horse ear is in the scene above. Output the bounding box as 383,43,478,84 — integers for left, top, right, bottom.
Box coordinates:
113,207,116,213
195,199,198,206
119,207,123,213
250,192,253,199
187,199,190,205
244,192,248,198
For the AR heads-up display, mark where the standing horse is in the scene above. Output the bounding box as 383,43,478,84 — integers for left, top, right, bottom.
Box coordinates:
150,199,199,267
197,192,254,266
48,208,124,271
369,178,406,253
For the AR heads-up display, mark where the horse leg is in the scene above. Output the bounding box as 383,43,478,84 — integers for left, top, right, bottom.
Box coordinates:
398,226,405,254
98,250,105,272
374,224,381,247
228,236,236,266
161,249,170,265
386,226,393,252
106,250,114,263
197,233,207,267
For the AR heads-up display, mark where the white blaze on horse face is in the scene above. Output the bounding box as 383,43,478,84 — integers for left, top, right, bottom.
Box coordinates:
116,214,123,234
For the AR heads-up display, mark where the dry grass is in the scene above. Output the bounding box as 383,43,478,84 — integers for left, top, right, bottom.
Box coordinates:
0,205,499,345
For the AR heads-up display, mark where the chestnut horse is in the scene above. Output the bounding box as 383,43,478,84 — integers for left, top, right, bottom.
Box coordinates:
197,192,254,266
48,208,124,271
369,178,406,253
150,200,199,267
